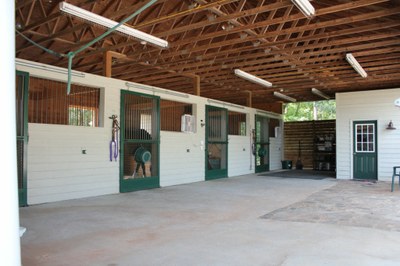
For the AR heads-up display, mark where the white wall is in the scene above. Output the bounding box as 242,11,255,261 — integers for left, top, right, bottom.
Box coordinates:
269,135,283,171
228,135,253,177
16,59,283,204
336,88,400,181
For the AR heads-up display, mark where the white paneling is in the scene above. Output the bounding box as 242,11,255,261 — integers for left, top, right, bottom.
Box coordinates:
27,123,119,204
228,135,252,177
336,88,400,181
269,136,283,170
160,131,204,187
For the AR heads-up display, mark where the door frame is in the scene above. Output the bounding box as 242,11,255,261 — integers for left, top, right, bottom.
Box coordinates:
255,114,269,173
352,120,378,180
119,90,160,192
205,105,228,180
16,70,29,206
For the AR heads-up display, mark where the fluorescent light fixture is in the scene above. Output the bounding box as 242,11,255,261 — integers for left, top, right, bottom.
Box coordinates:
291,0,315,18
234,69,272,88
273,91,296,102
126,82,189,98
59,2,168,48
346,53,367,78
311,88,330,100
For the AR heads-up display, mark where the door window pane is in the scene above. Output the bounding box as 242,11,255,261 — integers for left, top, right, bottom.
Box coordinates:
355,123,375,152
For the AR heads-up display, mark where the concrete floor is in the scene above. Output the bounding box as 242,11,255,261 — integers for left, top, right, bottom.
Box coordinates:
20,173,400,266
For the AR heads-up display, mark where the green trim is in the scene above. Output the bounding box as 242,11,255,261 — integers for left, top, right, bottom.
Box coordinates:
205,105,228,180
16,71,29,207
255,115,270,173
120,90,160,192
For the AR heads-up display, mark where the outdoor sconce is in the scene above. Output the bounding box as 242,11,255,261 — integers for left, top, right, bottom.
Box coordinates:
387,120,396,130
200,120,205,127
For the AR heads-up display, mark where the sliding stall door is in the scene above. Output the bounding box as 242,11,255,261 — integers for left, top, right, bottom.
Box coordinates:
255,115,269,173
120,91,160,192
16,71,29,206
205,105,228,180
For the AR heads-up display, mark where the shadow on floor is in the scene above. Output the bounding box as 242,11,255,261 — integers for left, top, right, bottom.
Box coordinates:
259,169,336,180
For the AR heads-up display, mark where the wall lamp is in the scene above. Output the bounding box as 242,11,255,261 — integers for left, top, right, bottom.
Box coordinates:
311,88,330,100
273,91,296,102
59,2,169,48
234,69,272,88
291,0,315,18
387,120,396,130
346,53,367,78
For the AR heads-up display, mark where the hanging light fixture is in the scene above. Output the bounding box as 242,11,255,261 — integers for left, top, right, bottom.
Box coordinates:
59,2,169,48
273,91,296,102
311,88,330,100
346,53,367,78
291,0,315,18
234,69,272,88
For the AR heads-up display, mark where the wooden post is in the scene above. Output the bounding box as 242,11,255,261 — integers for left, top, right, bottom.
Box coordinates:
103,51,126,77
245,90,252,108
103,51,113,77
194,75,201,96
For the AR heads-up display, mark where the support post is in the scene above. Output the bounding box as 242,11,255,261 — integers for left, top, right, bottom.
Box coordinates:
245,90,252,108
194,75,201,96
103,51,113,77
103,51,127,78
1,0,22,265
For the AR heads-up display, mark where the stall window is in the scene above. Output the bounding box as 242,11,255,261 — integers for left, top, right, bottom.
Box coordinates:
29,77,100,127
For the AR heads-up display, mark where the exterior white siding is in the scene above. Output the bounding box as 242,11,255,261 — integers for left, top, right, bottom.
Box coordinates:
336,88,400,181
16,59,283,204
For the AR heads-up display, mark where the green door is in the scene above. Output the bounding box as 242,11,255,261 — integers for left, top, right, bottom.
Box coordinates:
16,71,29,206
255,115,269,173
205,105,228,180
120,91,160,192
353,121,377,180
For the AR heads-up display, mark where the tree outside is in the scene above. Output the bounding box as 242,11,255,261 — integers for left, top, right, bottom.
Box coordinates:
284,100,336,122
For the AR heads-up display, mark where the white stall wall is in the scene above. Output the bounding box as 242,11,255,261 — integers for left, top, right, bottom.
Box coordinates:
269,135,283,171
16,59,283,204
228,135,253,177
27,124,118,204
336,88,400,181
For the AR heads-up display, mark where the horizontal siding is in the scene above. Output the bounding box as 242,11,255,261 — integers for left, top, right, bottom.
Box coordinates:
336,88,400,181
228,135,253,177
284,120,335,169
27,123,118,204
270,137,282,170
160,131,204,187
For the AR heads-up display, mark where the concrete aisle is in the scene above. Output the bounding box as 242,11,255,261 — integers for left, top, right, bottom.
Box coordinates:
19,174,400,266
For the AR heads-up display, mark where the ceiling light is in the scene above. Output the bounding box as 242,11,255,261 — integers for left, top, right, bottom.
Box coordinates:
234,69,272,88
345,53,367,78
291,0,315,18
59,2,168,48
311,88,330,100
273,91,296,102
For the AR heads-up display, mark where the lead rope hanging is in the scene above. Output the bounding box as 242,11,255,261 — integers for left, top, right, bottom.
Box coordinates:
109,115,120,162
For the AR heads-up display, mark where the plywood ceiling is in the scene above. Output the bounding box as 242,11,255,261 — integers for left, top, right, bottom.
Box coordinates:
15,0,400,108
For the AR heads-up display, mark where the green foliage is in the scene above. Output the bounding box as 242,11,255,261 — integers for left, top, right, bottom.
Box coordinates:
284,100,336,122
